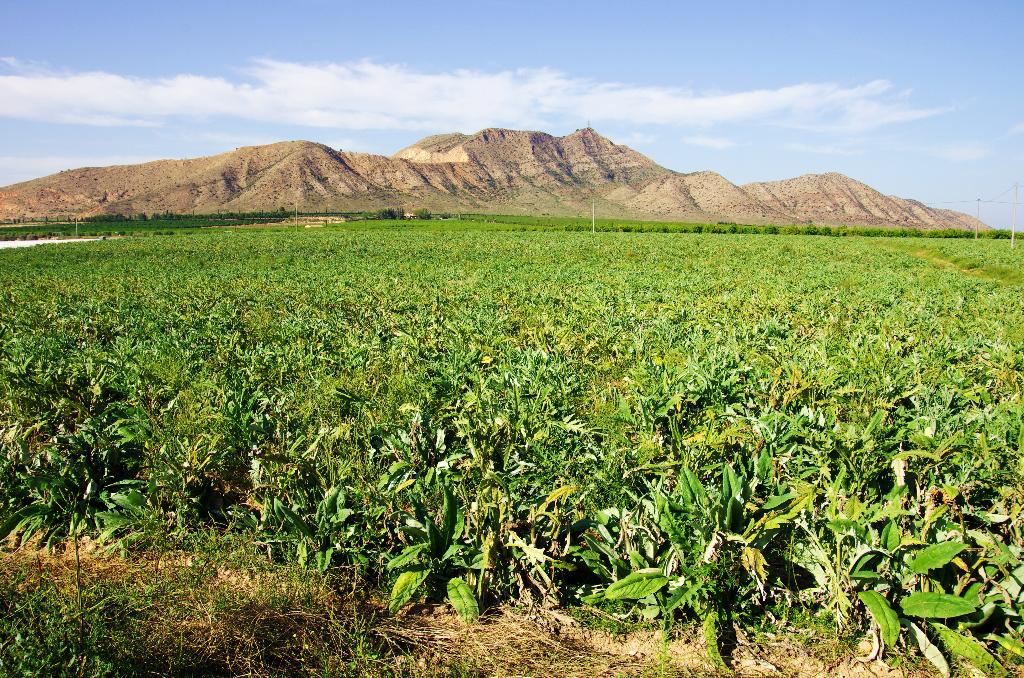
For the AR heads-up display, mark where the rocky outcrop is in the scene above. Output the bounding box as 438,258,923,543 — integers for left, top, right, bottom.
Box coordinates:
0,129,985,230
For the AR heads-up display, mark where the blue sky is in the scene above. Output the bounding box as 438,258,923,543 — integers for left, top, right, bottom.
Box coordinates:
3,0,1023,226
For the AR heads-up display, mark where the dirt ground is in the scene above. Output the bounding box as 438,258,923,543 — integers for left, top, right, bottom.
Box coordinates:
1,544,934,678
382,605,924,678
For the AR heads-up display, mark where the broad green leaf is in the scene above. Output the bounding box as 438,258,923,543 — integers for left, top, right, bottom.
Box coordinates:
446,577,479,622
111,489,146,510
321,485,343,515
386,543,427,570
426,515,444,558
94,511,133,544
904,621,949,678
932,624,1006,676
760,491,797,512
858,591,900,650
273,499,315,541
440,543,462,563
441,485,459,550
755,449,773,484
850,550,884,581
722,464,742,531
314,547,334,572
880,520,901,552
722,463,739,502
389,567,430,614
900,592,978,619
909,541,967,574
679,468,706,509
703,610,727,670
0,511,25,541
604,570,669,601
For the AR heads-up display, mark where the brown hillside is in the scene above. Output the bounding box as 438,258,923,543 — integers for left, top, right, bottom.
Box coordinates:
0,129,986,230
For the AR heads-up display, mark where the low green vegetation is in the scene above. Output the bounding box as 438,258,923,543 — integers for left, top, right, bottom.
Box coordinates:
0,226,1022,675
0,217,270,240
3,211,1016,241
450,214,1013,239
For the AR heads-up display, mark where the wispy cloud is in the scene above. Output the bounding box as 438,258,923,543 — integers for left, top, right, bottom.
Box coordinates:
682,135,737,149
179,131,285,148
785,141,863,156
1009,122,1024,135
617,132,656,146
929,142,990,162
324,138,376,152
0,58,946,133
0,154,157,185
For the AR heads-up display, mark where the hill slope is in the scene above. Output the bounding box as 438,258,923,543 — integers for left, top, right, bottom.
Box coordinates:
0,128,985,230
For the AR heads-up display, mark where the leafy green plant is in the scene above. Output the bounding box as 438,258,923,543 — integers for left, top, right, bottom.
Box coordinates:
261,485,358,571
386,479,479,620
575,454,811,664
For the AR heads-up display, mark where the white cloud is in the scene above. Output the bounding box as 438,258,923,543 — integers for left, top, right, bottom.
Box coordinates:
1010,122,1024,135
179,131,285,148
617,132,656,146
0,58,945,133
0,154,157,186
785,141,862,156
323,137,377,153
930,142,990,162
682,135,737,149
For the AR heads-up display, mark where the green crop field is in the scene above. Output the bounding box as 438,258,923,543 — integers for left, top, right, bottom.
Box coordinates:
1,225,1022,676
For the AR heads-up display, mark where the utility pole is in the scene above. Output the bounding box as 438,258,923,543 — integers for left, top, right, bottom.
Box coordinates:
591,197,596,234
975,198,980,240
1013,183,1018,249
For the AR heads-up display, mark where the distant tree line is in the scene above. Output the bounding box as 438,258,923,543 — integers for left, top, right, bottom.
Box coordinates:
373,207,434,220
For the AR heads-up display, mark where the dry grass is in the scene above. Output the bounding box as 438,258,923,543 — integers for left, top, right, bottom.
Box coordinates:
0,545,932,677
378,604,926,678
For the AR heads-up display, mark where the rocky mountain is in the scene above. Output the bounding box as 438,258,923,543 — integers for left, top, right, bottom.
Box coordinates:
0,128,985,230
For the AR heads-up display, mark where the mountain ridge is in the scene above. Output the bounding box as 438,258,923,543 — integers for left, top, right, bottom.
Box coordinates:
0,128,985,230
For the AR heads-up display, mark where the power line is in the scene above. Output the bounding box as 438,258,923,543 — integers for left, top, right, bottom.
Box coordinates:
926,199,1016,206
978,183,1020,203
923,182,1022,249
927,184,1022,206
